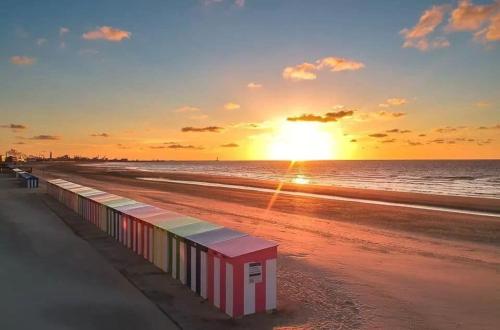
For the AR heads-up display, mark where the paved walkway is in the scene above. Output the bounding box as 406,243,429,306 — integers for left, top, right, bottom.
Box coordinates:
0,177,178,330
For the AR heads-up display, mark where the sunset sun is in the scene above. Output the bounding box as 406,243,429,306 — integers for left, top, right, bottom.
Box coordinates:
267,122,337,161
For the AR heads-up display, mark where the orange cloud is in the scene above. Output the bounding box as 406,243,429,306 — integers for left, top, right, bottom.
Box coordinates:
447,0,498,31
316,57,365,72
378,111,406,118
224,102,240,110
30,135,60,140
402,5,450,39
181,126,223,132
90,133,110,137
1,123,27,130
174,106,201,113
475,11,500,42
401,5,451,51
10,56,36,65
220,143,239,147
379,97,408,107
283,56,365,81
369,133,388,138
283,62,317,81
475,101,491,107
287,110,354,123
247,82,262,89
83,26,131,42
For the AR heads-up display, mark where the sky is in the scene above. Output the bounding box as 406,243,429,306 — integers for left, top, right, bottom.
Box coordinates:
1,0,499,160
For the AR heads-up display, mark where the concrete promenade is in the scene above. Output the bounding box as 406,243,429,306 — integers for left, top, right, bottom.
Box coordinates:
0,176,178,330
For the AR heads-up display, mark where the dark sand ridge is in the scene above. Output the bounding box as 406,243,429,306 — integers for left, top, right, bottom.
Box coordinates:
33,162,500,329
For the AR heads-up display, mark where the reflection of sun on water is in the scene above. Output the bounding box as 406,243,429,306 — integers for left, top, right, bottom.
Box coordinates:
267,121,338,161
292,174,310,184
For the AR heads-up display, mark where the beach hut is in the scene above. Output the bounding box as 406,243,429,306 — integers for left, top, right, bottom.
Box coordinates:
185,228,247,298
19,172,39,188
206,236,278,317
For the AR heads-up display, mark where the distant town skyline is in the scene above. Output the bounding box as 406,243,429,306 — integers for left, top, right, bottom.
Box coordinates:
1,0,499,160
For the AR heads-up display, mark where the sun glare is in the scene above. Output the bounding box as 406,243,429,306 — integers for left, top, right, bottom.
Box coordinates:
267,122,337,161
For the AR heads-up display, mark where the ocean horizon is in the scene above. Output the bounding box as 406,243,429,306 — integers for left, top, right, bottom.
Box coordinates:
85,159,500,199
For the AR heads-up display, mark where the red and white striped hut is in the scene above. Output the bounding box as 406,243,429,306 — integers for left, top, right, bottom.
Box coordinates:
206,236,278,317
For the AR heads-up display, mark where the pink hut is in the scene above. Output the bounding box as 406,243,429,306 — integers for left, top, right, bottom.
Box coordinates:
207,236,278,317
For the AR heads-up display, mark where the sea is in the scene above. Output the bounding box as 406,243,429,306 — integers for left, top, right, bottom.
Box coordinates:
88,160,500,199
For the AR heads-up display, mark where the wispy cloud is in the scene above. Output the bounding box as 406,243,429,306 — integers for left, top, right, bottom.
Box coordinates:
475,101,491,107
283,62,317,81
181,126,223,132
386,129,412,133
379,98,408,107
203,0,244,7
401,5,451,51
36,38,47,46
283,56,365,81
168,144,203,149
247,82,262,89
30,135,60,140
378,111,406,118
220,143,239,147
402,1,500,50
447,0,498,31
224,102,240,110
83,26,131,42
59,27,70,36
90,133,110,137
10,56,36,65
174,106,201,113
435,126,468,133
316,57,365,72
287,110,354,123
1,123,27,130
475,11,500,42
369,133,389,138
151,144,203,149
477,123,500,129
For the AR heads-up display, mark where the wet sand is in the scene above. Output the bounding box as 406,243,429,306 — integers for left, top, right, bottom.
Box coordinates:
33,162,500,329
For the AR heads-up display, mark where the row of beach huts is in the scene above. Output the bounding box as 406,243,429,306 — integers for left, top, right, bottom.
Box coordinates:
1,164,39,188
45,178,278,318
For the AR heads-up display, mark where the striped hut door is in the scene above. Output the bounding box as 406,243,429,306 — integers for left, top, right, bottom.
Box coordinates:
200,251,208,298
143,224,148,259
127,217,132,247
148,226,154,262
171,237,177,279
137,223,142,255
186,243,191,286
115,211,119,240
243,262,258,315
225,263,234,317
179,240,186,283
162,231,168,272
265,258,277,311
188,246,196,293
213,256,221,308
132,220,137,252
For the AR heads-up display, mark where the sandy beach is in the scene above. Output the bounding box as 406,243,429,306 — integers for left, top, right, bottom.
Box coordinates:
32,162,500,329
